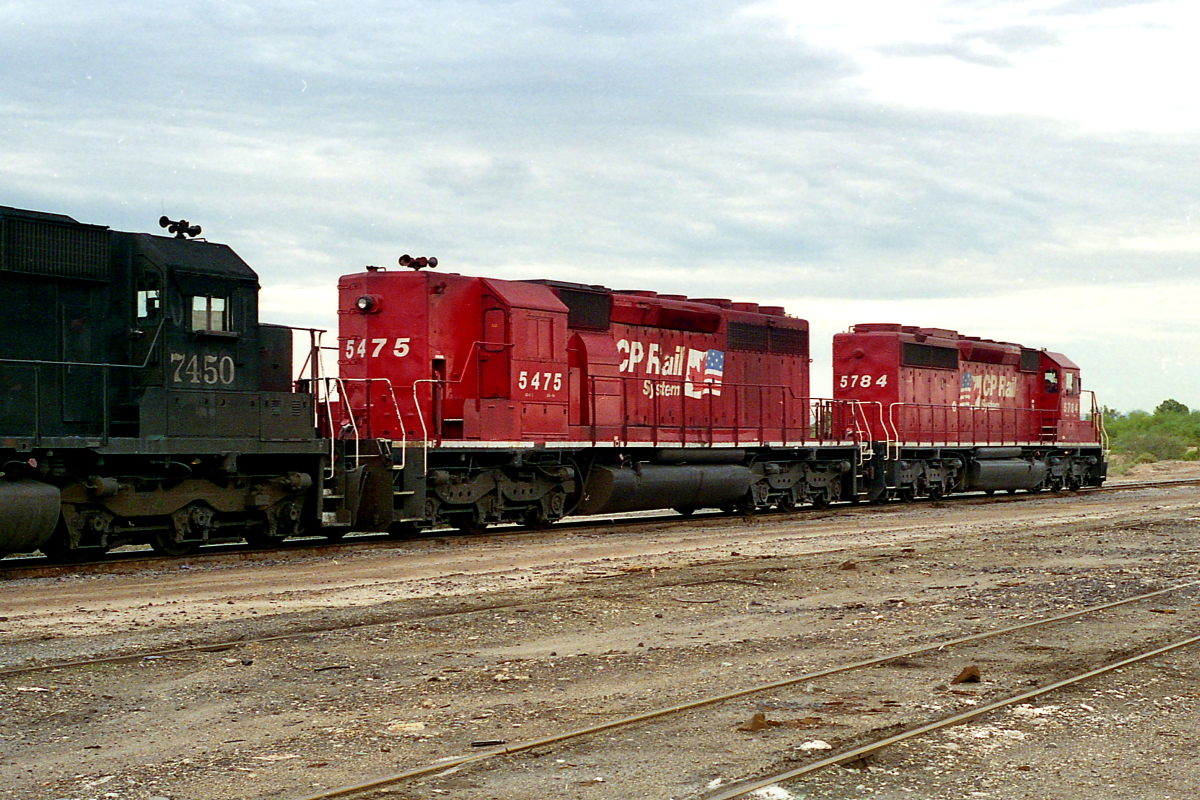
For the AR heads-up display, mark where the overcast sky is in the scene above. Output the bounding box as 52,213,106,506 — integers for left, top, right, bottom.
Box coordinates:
3,0,1197,412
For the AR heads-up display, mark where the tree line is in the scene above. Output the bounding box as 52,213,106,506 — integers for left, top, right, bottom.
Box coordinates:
1103,399,1199,464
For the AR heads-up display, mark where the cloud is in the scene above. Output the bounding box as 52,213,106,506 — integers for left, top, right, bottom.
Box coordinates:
2,1,1199,410
969,24,1063,52
1046,0,1168,16
874,21,1064,66
876,40,1016,67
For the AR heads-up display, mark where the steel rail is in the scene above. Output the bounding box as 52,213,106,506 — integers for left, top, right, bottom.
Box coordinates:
283,580,1200,800
0,526,946,675
0,547,886,677
4,474,1194,578
4,477,1197,675
704,632,1200,800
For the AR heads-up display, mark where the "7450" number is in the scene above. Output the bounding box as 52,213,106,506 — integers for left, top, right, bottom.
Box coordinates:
170,352,235,385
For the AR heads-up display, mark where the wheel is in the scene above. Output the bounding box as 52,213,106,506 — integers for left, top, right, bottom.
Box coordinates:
674,506,697,518
454,514,488,535
871,488,891,505
897,487,915,503
1006,488,1018,495
387,521,420,540
811,493,830,510
524,506,554,529
735,493,757,516
244,530,288,549
323,529,348,541
40,525,103,563
984,490,995,496
775,495,795,512
150,531,196,557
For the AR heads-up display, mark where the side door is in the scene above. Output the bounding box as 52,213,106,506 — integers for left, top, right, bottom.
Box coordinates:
478,300,510,398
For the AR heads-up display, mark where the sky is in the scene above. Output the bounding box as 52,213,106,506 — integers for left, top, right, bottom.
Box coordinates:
3,0,1198,413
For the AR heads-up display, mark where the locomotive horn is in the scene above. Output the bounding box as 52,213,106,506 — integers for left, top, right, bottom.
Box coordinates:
159,216,202,239
399,254,438,270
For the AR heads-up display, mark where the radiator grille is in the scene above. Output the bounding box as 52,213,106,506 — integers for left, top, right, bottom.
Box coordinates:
557,287,611,330
728,322,807,355
0,217,110,281
901,342,959,370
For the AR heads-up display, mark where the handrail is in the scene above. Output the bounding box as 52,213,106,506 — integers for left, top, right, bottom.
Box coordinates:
3,321,167,444
847,400,887,461
312,377,407,472
1083,390,1108,452
0,319,166,371
607,373,858,447
291,327,329,387
325,356,1098,453
409,340,502,449
882,402,1101,447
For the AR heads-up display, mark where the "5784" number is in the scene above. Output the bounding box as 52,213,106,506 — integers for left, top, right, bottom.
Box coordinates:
838,373,887,389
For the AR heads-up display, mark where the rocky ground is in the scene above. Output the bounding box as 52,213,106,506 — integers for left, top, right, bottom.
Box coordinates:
3,465,1200,800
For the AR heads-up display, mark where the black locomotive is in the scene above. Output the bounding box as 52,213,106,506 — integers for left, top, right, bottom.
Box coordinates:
0,206,327,558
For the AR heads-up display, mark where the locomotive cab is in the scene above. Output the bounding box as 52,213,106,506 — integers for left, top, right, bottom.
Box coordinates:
1034,351,1086,441
122,233,303,440
0,207,323,559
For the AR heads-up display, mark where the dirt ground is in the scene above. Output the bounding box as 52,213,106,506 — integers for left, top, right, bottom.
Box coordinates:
3,464,1200,800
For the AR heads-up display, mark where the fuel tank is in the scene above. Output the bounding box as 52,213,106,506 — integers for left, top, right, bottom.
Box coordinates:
576,463,752,515
965,459,1048,492
0,479,61,556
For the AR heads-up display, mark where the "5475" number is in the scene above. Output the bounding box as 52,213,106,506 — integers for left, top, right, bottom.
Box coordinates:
343,337,412,360
518,370,563,392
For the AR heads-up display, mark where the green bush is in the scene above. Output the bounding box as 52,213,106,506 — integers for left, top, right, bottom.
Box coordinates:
1122,432,1188,461
1104,399,1200,462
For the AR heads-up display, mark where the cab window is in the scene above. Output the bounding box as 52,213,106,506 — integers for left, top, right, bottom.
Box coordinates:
136,273,162,323
1043,369,1059,393
191,295,229,332
1064,371,1078,396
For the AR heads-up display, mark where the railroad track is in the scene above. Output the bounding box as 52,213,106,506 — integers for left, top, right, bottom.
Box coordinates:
2,475,1195,676
1,476,1192,582
704,631,1200,800
282,580,1200,800
5,477,1197,800
0,571,780,678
